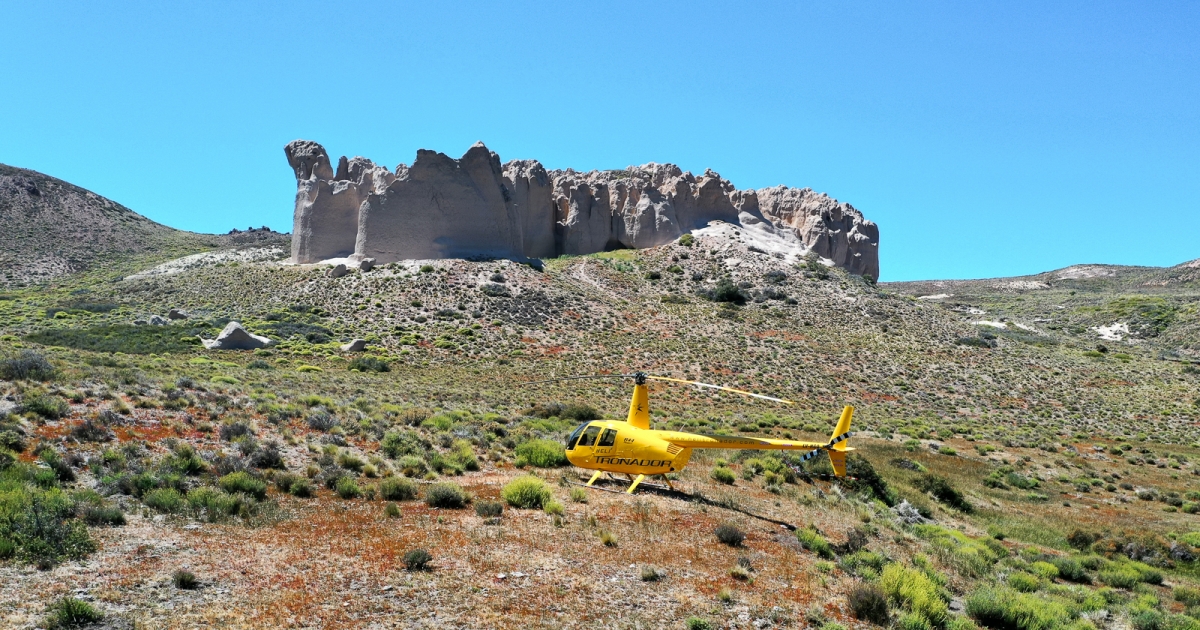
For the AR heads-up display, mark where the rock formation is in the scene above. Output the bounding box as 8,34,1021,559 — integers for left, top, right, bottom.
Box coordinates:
285,140,880,278
202,322,275,350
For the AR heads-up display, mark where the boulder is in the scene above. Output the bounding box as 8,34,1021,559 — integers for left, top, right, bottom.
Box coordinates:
357,258,376,272
202,322,275,350
148,315,168,326
286,140,880,278
167,308,189,320
340,339,368,352
326,263,347,278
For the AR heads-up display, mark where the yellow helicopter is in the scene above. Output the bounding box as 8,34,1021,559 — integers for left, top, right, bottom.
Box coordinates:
540,372,855,494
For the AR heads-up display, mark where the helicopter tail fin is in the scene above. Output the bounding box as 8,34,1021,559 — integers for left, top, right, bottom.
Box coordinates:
827,406,853,476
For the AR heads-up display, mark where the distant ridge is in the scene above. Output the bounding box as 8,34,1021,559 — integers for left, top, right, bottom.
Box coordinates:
0,164,285,287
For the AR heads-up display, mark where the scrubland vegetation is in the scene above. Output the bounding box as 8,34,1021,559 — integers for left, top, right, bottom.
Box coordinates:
0,235,1198,628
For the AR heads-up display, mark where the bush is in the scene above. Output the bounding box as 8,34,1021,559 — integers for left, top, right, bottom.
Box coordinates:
22,392,70,419
306,408,339,431
714,522,745,547
797,527,835,559
384,502,401,518
380,477,418,501
543,499,564,516
143,488,184,513
514,439,567,467
335,476,361,499
44,596,103,629
501,475,552,509
965,586,1070,630
381,430,428,459
710,466,736,484
701,278,747,304
172,570,199,589
348,357,390,373
288,478,313,498
425,482,469,508
897,612,932,630
186,487,243,519
1047,556,1089,583
599,529,618,547
915,474,972,512
881,563,949,628
1175,586,1200,607
0,479,97,568
404,548,432,571
1,351,56,381
849,583,891,625
81,505,125,527
218,471,267,500
570,487,588,503
1008,572,1041,592
475,501,504,518
1099,565,1142,589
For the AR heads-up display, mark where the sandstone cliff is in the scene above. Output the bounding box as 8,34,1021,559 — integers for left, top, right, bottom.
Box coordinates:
285,140,879,277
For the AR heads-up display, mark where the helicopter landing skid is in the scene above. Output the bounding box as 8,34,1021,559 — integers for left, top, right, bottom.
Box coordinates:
568,476,798,531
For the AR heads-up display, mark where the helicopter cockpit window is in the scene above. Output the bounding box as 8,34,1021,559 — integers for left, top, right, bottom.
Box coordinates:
597,428,617,448
577,425,601,448
566,424,587,450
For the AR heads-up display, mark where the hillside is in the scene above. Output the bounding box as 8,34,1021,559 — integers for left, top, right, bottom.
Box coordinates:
885,261,1200,361
0,177,1197,628
0,164,287,288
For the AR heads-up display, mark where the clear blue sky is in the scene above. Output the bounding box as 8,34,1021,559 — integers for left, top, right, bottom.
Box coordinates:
2,1,1196,281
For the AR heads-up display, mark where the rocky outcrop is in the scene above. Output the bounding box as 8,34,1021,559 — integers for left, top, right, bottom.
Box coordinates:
285,140,879,278
202,322,275,350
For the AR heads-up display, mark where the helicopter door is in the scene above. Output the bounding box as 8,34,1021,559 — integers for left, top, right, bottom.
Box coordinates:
575,425,601,454
594,428,617,456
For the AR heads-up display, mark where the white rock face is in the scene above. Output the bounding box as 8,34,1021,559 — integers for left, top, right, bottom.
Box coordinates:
202,322,275,350
285,140,880,278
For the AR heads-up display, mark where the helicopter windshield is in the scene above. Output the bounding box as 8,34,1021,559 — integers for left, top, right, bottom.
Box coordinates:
565,423,588,450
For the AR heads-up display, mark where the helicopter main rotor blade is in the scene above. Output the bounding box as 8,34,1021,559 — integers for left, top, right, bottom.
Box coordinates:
522,374,632,385
644,375,795,405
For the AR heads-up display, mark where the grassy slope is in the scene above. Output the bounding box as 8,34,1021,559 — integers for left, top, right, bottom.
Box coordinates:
0,237,1198,628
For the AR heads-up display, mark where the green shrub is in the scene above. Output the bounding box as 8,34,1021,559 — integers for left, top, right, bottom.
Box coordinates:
44,596,103,628
448,439,480,472
1099,565,1142,589
1029,561,1059,580
897,612,933,630
1175,586,1200,607
710,466,736,484
348,357,390,373
0,476,96,567
912,525,1004,577
848,582,891,624
381,430,428,459
964,586,1070,630
172,570,199,589
797,526,835,559
543,499,564,516
186,487,243,519
475,501,504,518
570,487,588,503
22,392,69,419
218,471,267,500
915,474,972,512
384,502,401,518
81,505,125,526
502,475,551,509
404,548,432,570
1047,556,1089,583
380,477,418,501
288,478,313,498
143,488,184,513
881,563,949,627
514,439,567,467
425,482,469,508
335,476,361,499
1008,572,1042,592
714,522,745,547
0,350,56,381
